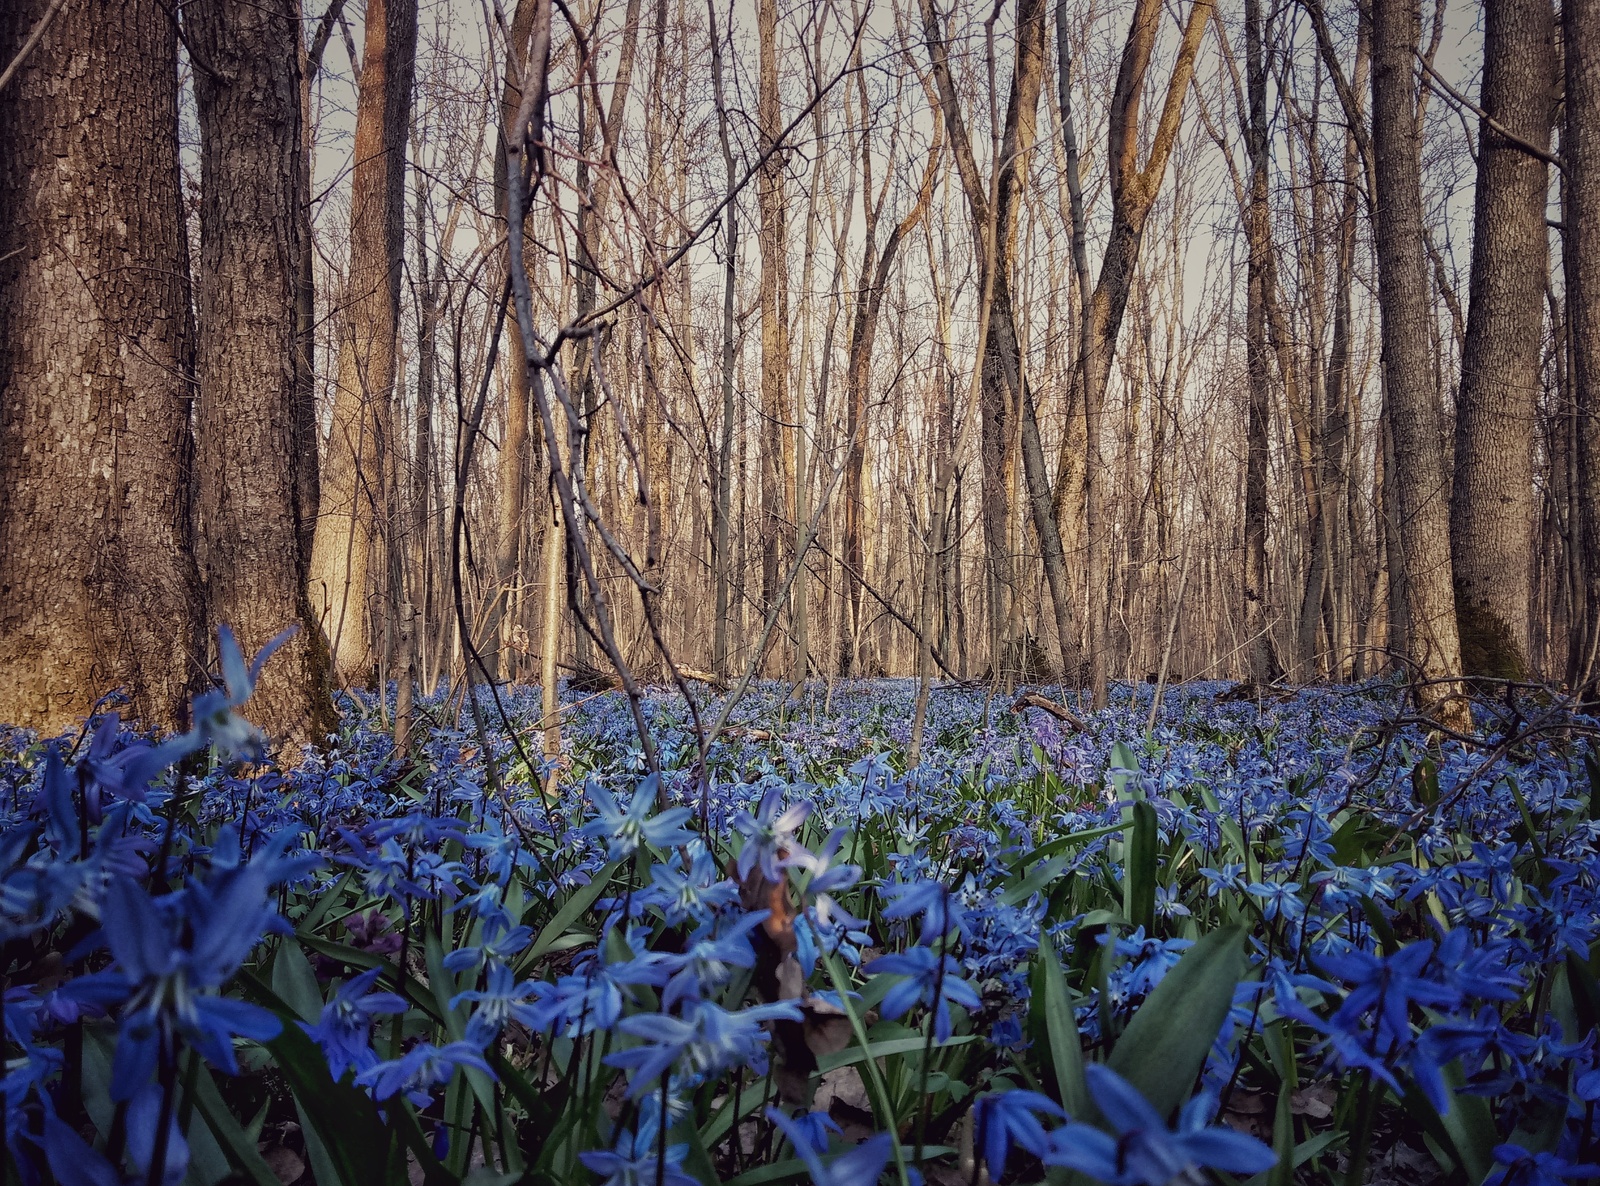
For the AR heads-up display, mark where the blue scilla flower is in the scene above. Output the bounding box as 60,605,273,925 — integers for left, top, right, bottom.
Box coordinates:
191,624,298,761
65,833,312,1098
581,774,695,861
1316,938,1462,1049
1100,929,1193,999
300,967,408,1080
606,1000,802,1097
784,828,862,925
1484,1144,1600,1186
864,946,981,1043
767,1107,893,1186
776,1108,842,1155
647,840,739,925
521,946,670,1037
441,917,533,974
354,1040,495,1107
1244,879,1305,922
1043,1065,1276,1185
451,963,542,1045
732,785,812,881
578,1116,699,1186
660,910,767,1011
879,878,969,945
972,1088,1065,1178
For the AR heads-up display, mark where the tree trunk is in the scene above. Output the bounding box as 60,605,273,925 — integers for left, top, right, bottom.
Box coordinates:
1567,0,1600,693
0,0,201,732
1243,0,1280,685
1079,0,1212,706
307,0,418,683
756,0,795,645
189,0,336,746
1370,0,1467,725
1449,0,1555,681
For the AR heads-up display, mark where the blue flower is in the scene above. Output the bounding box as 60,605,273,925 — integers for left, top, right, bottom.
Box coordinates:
767,1107,893,1186
581,775,696,860
191,624,298,760
864,946,981,1043
732,785,812,881
880,878,969,945
1316,938,1461,1048
1484,1144,1600,1186
1043,1065,1276,1185
451,963,541,1044
607,1000,802,1096
973,1088,1065,1177
648,840,739,924
300,966,408,1080
579,1117,699,1186
777,1108,842,1155
354,1040,495,1106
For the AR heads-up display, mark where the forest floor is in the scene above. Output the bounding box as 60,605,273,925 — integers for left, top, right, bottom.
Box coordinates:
3,672,1598,1185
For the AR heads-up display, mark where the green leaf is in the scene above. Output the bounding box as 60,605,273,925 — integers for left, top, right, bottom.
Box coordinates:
517,860,619,973
999,851,1074,907
1029,931,1088,1119
271,937,324,1023
814,1034,976,1073
1123,799,1158,933
1107,925,1246,1119
188,1061,282,1186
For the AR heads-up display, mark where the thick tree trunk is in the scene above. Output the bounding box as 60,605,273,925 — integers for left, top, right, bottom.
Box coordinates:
1567,0,1600,693
1370,0,1467,725
1449,0,1555,681
307,0,417,683
0,0,201,732
190,0,336,745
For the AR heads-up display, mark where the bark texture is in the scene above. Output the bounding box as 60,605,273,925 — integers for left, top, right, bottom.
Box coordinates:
0,0,201,731
190,0,336,745
307,0,418,681
1370,0,1467,723
1449,0,1555,681
1568,0,1600,692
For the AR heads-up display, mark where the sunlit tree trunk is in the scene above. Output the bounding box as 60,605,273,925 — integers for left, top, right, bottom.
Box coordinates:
307,0,418,683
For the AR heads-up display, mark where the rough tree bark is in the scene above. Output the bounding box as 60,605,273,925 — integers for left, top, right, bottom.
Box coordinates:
1369,0,1468,725
190,0,337,745
1567,0,1600,693
306,0,418,682
1449,0,1555,681
0,0,202,731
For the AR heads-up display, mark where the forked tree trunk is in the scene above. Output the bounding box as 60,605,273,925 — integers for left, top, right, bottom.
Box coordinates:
1369,0,1468,725
0,0,202,731
1449,0,1555,681
190,0,336,745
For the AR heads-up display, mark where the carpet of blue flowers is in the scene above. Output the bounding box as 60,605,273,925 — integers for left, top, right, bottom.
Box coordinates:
4,628,1600,1186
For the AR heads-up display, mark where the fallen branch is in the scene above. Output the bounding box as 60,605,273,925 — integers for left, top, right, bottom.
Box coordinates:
1010,692,1086,730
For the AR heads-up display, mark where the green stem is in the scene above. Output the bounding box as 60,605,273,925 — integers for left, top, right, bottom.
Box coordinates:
819,942,911,1186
